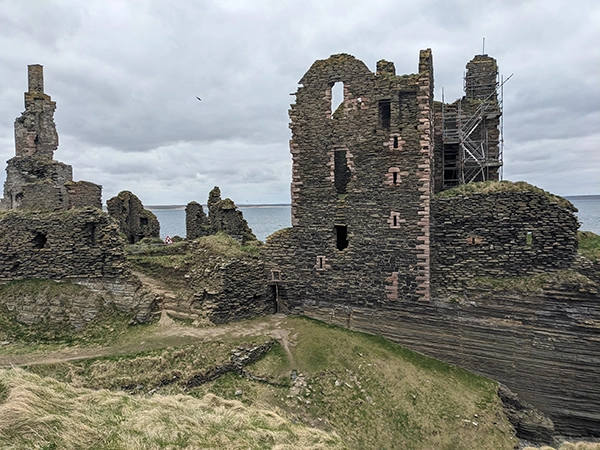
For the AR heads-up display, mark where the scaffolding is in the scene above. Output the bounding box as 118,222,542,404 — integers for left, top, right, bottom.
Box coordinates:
441,67,511,190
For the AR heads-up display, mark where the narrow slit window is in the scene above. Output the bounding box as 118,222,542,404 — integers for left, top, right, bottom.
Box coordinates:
335,225,348,250
393,136,399,149
379,100,391,129
330,82,344,118
526,231,533,246
392,172,398,185
334,149,351,194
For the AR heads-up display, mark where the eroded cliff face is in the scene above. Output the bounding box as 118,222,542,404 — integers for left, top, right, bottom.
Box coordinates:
296,270,600,436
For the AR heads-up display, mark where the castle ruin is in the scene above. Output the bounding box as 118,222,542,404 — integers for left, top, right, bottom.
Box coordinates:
0,65,155,326
0,65,101,211
263,51,598,436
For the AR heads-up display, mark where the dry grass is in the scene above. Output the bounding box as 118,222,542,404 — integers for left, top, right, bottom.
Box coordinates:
3,316,518,449
578,231,600,261
0,368,346,449
524,443,600,450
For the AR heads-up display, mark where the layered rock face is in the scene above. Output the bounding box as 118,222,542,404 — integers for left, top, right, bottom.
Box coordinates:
0,65,101,211
107,191,160,244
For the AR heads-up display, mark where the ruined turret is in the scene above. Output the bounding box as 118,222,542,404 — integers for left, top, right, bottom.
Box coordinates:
207,186,256,244
0,65,102,211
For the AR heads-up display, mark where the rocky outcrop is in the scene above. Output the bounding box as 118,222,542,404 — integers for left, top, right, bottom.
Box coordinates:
107,191,160,244
498,383,555,443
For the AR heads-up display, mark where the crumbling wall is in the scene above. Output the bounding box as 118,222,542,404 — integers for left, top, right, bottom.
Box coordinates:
185,201,210,240
431,185,579,294
264,50,434,312
194,257,276,324
206,186,256,243
106,191,160,244
0,208,155,324
0,65,102,211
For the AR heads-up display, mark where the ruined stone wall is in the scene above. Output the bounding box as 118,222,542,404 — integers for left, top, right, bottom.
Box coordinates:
1,65,102,211
431,189,579,294
185,201,210,240
198,257,276,324
432,55,501,192
0,208,129,281
264,51,434,315
0,208,155,324
107,191,160,244
206,187,256,243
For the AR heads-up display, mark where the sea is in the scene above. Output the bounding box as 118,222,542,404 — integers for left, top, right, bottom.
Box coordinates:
149,195,600,242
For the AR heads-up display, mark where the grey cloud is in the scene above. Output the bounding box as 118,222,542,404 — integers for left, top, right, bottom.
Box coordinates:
0,0,598,203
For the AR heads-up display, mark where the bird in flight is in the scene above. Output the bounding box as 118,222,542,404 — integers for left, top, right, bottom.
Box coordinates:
196,96,202,101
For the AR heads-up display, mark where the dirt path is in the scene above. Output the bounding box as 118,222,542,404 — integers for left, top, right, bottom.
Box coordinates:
0,314,295,368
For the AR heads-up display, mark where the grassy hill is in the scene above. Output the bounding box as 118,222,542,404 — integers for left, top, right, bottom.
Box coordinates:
0,314,517,449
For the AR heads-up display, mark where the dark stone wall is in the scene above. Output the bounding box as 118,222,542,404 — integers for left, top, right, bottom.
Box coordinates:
196,257,276,324
0,208,128,281
431,189,579,294
262,50,600,436
1,65,102,212
107,191,160,244
0,208,155,324
206,187,256,243
263,50,434,314
65,181,102,210
185,201,210,240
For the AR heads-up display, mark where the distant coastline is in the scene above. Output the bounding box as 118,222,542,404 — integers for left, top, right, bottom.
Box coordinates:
147,204,292,210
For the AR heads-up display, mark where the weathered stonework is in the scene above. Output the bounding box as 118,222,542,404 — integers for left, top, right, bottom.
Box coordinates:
185,201,210,240
0,65,102,211
107,191,160,244
0,66,155,327
263,50,600,437
0,208,156,324
206,186,256,244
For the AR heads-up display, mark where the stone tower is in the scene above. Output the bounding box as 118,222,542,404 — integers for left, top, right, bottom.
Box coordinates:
433,54,502,192
264,50,435,309
0,65,101,211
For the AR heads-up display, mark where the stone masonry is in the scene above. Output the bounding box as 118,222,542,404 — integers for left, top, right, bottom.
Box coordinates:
262,50,599,436
0,65,102,211
185,201,210,240
0,66,155,326
107,191,160,244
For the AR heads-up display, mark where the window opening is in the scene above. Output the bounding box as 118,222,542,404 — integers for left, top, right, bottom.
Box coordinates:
32,232,47,249
392,172,398,185
393,136,398,149
379,100,391,129
393,215,398,227
140,217,149,226
334,150,351,194
336,225,348,250
526,231,533,246
330,82,344,118
85,222,96,245
318,256,324,269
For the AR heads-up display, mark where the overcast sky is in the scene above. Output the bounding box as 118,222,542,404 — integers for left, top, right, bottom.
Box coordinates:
0,0,598,205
